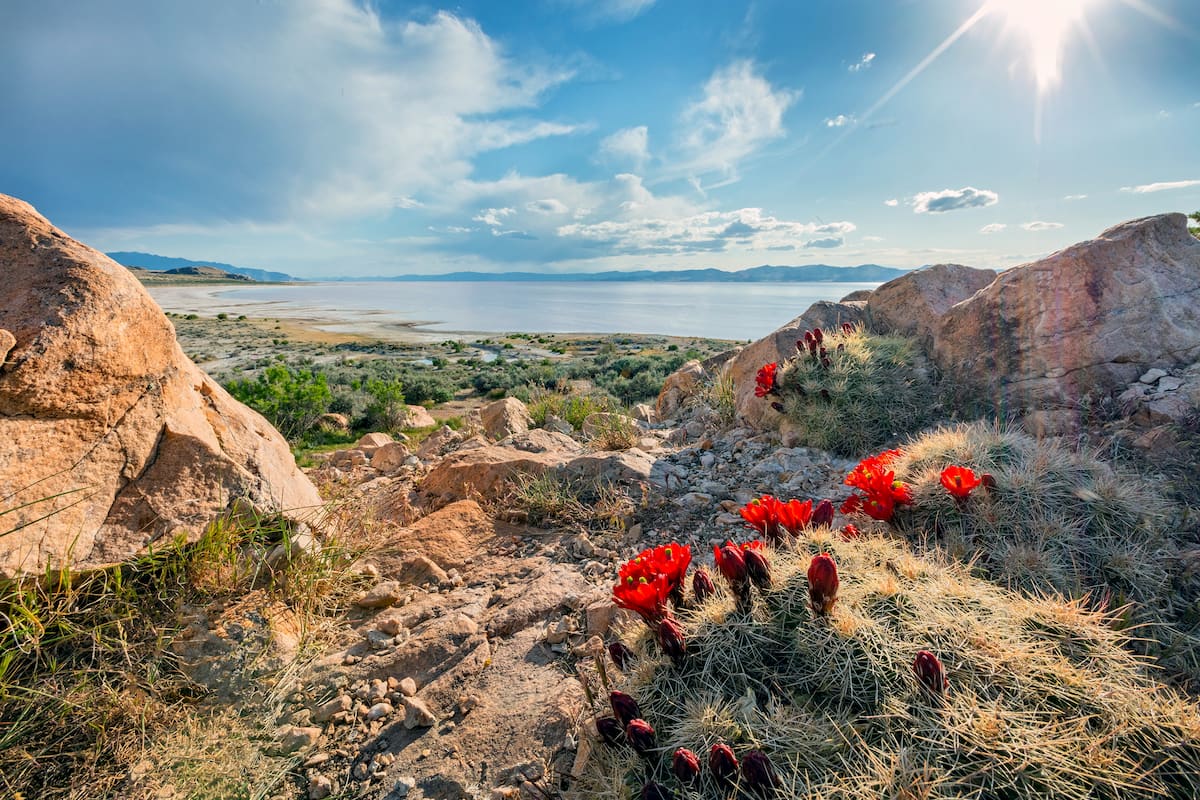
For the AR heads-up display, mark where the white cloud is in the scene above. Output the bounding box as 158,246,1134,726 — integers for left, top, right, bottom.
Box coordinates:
825,114,855,128
1063,194,1087,201
980,223,1007,234
526,198,569,215
474,207,516,227
599,126,650,167
912,186,999,214
884,198,899,207
678,61,799,177
561,0,657,24
1120,179,1200,193
849,53,876,72
804,237,844,249
1021,221,1064,231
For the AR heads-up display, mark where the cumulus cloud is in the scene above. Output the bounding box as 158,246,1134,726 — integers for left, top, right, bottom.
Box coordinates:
1021,221,1064,231
1120,179,1200,193
980,223,1007,234
474,207,516,227
678,61,799,177
825,114,855,128
804,237,844,248
849,52,876,72
0,2,576,225
912,186,999,214
884,198,899,207
526,198,569,215
599,126,650,168
1063,194,1087,201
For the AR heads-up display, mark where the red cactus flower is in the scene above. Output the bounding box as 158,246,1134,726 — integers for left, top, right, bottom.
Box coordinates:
596,716,623,747
650,543,692,592
744,546,772,590
740,495,784,541
608,640,634,671
714,541,748,585
840,495,862,515
861,493,895,521
692,567,716,603
658,616,687,665
808,553,839,615
609,690,642,727
811,498,835,528
776,498,813,537
891,480,914,505
741,750,781,795
612,572,671,626
709,743,739,785
672,748,701,784
839,523,860,540
641,782,675,800
625,718,656,755
755,362,778,398
913,650,948,695
940,465,982,499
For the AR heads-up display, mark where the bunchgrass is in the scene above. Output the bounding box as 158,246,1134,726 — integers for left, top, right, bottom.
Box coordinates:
776,325,939,456
575,530,1200,800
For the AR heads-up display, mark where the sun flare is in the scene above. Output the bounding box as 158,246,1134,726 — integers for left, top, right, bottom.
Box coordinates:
986,0,1097,92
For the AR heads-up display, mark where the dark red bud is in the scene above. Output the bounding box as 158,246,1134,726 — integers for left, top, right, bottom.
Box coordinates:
744,548,772,590
839,523,860,540
608,640,634,671
709,743,739,785
981,473,997,490
693,567,716,603
741,750,781,795
808,553,839,615
625,718,656,755
609,690,642,727
914,650,948,695
804,331,815,345
842,322,855,335
596,716,623,747
819,346,827,358
812,498,835,528
770,401,784,413
820,357,832,368
641,781,675,800
796,339,805,352
812,327,824,344
672,748,701,784
836,342,845,353
716,543,747,585
808,339,818,355
658,617,687,665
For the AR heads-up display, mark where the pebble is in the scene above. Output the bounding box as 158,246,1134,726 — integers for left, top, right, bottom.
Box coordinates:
399,677,418,697
308,774,333,799
403,696,437,728
313,694,351,723
366,702,393,721
394,776,417,796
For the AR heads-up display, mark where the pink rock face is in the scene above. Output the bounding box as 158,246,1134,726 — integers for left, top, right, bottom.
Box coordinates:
0,193,322,576
932,214,1200,412
866,263,997,340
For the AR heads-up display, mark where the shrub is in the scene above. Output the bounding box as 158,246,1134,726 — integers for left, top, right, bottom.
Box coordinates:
527,389,615,430
770,324,938,456
577,531,1200,800
587,412,639,451
226,363,332,440
361,378,406,432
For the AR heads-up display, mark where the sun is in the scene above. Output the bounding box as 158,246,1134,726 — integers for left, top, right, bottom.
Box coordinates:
985,0,1097,92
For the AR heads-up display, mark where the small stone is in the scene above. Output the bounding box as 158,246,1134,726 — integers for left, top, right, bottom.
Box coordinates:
351,761,372,781
402,696,437,729
366,702,393,721
275,725,322,754
303,752,331,768
399,677,418,697
1158,376,1184,392
366,629,395,649
1139,368,1167,384
393,776,417,797
308,774,333,799
355,580,403,609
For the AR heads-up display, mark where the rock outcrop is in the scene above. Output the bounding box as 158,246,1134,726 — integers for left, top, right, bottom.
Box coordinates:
866,263,996,340
932,214,1200,419
0,194,322,575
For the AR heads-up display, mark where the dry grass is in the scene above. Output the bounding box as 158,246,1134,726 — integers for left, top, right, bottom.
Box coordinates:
587,413,640,451
776,325,939,456
574,530,1200,800
505,471,635,530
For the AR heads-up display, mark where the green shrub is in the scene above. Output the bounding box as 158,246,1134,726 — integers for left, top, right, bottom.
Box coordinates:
361,378,406,432
226,363,332,440
774,324,938,456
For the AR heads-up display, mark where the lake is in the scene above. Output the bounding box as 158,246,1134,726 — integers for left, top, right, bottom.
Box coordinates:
147,280,881,342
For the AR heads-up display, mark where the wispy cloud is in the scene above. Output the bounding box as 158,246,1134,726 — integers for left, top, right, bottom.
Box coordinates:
1063,194,1087,201
849,52,876,72
980,223,1006,234
1021,221,1063,231
912,186,999,214
824,114,855,128
884,198,899,207
1120,179,1200,193
599,126,650,168
559,0,656,24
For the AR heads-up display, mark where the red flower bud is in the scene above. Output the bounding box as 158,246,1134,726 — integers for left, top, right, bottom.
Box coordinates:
770,401,784,413
913,650,948,695
796,338,805,352
981,472,997,490
595,716,623,747
811,498,835,528
641,782,675,800
693,567,716,603
842,322,855,335
839,523,860,540
714,542,747,586
609,690,642,727
709,743,739,785
625,718,656,755
658,617,687,665
808,553,839,615
744,547,772,590
741,750,781,795
672,748,701,784
812,327,824,344
608,640,634,671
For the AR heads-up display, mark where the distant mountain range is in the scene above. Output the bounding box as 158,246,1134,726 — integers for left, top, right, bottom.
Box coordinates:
327,264,907,283
107,251,296,283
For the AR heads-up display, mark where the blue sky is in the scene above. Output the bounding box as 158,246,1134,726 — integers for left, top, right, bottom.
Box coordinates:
1,0,1197,278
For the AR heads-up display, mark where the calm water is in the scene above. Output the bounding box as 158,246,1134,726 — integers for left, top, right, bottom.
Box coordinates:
158,280,881,342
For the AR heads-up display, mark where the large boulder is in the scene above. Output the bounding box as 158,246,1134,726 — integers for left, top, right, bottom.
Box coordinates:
931,214,1200,416
478,396,532,440
866,263,996,340
726,300,868,429
0,194,322,575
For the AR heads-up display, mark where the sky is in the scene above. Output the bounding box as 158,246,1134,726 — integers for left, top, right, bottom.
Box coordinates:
1,0,1198,278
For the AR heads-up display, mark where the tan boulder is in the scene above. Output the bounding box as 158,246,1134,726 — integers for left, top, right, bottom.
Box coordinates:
726,300,868,429
932,214,1200,413
655,359,705,418
866,263,996,339
403,404,436,428
0,194,321,575
373,499,520,573
355,432,394,452
419,434,576,504
369,441,410,472
479,396,532,440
